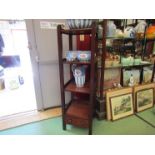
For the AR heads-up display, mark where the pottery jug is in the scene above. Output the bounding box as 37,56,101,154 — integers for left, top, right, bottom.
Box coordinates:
72,65,86,87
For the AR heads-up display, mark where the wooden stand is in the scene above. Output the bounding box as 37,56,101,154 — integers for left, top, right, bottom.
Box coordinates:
57,23,97,135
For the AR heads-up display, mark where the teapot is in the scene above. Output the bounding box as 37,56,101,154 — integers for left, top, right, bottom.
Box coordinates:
124,26,135,38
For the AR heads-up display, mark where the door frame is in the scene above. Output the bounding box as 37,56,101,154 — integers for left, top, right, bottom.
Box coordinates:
25,19,44,110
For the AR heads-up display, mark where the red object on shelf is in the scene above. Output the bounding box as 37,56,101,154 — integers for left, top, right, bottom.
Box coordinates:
76,35,91,100
77,35,91,50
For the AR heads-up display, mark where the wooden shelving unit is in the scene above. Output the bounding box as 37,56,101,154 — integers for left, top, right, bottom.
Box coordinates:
57,23,96,135
96,19,155,119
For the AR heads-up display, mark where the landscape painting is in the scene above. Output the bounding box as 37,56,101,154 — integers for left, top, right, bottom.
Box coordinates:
110,93,134,120
136,88,154,112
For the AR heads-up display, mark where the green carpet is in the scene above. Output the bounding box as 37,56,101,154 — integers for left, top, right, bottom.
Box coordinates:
0,109,155,135
136,107,155,127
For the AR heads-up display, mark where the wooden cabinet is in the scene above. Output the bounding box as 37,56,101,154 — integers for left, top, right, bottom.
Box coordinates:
57,23,97,135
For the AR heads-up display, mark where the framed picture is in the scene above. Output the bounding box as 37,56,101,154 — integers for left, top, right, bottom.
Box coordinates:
123,69,140,86
106,87,133,120
104,68,121,90
143,67,153,83
110,93,134,121
134,83,155,112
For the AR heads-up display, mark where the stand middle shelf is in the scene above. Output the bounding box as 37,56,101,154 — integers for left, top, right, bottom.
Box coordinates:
65,80,90,94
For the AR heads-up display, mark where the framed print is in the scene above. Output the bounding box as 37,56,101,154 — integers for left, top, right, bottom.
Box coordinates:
143,67,153,83
104,68,121,90
110,93,134,121
106,87,133,120
123,69,140,86
134,83,155,112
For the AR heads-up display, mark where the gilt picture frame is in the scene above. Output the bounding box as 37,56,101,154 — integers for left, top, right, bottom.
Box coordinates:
135,89,154,113
106,87,133,120
134,83,155,112
110,93,134,121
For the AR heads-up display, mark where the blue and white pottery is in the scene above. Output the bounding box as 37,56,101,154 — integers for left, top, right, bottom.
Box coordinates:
80,19,84,28
84,19,89,28
77,51,91,61
67,19,72,29
67,19,93,29
88,19,93,27
74,19,80,29
70,19,76,29
74,75,85,87
72,65,86,87
66,51,77,61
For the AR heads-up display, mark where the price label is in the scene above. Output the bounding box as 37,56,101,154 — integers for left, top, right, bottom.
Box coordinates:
80,35,84,41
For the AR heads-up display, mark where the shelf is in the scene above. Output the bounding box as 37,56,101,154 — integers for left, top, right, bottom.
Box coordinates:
61,28,92,35
98,37,145,42
121,63,153,69
106,37,135,40
63,58,91,65
97,63,153,69
65,81,90,94
146,38,155,42
66,100,89,119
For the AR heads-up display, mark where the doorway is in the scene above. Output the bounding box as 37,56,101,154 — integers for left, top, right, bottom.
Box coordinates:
0,20,37,118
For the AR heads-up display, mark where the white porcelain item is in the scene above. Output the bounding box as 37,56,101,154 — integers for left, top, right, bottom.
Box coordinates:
88,20,93,27
106,21,116,37
72,65,86,87
124,26,136,38
135,20,147,33
74,75,85,87
74,19,80,29
67,19,72,29
84,19,89,28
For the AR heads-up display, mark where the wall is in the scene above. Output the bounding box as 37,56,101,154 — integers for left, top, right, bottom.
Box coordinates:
26,19,76,109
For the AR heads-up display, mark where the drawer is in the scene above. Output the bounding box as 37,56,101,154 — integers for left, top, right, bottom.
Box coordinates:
65,115,89,128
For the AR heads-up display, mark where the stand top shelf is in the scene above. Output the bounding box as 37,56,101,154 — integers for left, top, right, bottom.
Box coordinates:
60,28,92,35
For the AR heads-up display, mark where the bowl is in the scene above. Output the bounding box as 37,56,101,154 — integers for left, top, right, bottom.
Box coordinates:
67,19,93,29
134,58,142,65
121,57,129,66
77,51,91,61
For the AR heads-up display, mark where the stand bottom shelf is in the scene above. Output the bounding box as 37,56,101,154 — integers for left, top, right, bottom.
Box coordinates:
65,100,90,128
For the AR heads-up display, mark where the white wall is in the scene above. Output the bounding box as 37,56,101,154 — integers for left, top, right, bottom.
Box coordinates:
26,19,76,109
